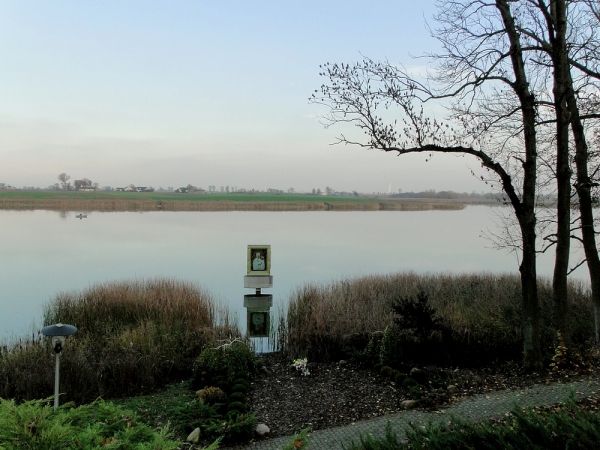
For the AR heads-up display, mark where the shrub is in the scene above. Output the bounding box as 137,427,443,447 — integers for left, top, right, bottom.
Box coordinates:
394,371,407,385
204,412,255,444
227,401,247,413
0,278,241,404
379,326,401,368
197,386,228,405
229,392,246,403
346,400,600,450
402,378,418,388
0,397,180,449
279,272,594,365
233,378,250,388
380,366,394,378
231,383,249,394
192,339,256,391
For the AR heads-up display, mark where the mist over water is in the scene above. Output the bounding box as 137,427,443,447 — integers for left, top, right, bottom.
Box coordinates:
0,207,588,341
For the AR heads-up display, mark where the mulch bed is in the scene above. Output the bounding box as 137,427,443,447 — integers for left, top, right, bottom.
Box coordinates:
247,351,600,439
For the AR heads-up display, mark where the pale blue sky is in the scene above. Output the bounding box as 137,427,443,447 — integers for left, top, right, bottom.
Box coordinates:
0,1,491,193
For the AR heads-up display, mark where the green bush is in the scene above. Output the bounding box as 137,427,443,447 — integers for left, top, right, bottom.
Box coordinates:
229,392,246,403
0,397,180,450
231,383,249,394
394,372,407,385
197,386,228,405
232,378,250,388
346,399,600,450
402,378,418,388
204,412,255,444
192,340,256,391
379,326,401,368
227,401,247,413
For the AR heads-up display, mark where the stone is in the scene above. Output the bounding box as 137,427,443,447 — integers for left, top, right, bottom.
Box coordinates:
187,427,201,443
401,400,418,409
447,385,459,395
255,423,270,436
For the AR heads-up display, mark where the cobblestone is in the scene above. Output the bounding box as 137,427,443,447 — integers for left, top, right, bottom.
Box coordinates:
223,379,600,449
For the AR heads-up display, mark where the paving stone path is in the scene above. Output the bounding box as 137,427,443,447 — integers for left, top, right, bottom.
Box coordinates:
224,379,600,449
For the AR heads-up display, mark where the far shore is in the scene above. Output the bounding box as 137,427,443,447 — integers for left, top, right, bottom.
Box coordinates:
0,191,501,212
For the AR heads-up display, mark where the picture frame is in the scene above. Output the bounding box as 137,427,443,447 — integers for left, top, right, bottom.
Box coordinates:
247,309,270,338
247,245,271,275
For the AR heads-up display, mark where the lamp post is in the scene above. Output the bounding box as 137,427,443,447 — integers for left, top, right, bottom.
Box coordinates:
41,323,77,411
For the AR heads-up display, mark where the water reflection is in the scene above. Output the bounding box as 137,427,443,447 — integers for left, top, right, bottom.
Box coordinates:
0,207,588,340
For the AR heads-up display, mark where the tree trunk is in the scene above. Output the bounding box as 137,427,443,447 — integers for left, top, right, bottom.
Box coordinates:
520,212,543,369
568,87,600,343
550,0,573,348
496,0,542,370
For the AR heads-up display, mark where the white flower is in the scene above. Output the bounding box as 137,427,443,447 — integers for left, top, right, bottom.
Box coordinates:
292,357,310,376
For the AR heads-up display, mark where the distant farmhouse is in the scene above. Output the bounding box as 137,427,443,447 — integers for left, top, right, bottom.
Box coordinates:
115,185,154,192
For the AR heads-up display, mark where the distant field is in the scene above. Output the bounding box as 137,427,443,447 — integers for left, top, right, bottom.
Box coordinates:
0,190,472,211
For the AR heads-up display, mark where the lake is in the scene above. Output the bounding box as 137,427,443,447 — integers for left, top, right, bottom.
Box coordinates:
0,206,589,341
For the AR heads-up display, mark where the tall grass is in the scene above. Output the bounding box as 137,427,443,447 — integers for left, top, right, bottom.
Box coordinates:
278,272,593,364
0,278,240,403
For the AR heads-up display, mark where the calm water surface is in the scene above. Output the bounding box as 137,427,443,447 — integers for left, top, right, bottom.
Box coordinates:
0,207,588,340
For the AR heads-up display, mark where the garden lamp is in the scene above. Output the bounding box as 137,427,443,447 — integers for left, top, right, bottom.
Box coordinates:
41,323,77,411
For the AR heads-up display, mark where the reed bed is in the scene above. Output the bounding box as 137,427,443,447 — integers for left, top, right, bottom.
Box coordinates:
0,278,239,404
0,197,465,212
278,272,593,364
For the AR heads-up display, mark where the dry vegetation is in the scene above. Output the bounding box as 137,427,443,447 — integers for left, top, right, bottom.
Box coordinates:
0,195,464,212
0,278,240,404
278,272,593,364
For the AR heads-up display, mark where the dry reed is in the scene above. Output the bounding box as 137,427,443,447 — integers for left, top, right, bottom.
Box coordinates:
0,197,464,212
279,272,593,363
0,278,240,403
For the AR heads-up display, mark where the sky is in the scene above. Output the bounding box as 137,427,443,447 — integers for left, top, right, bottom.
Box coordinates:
0,1,493,193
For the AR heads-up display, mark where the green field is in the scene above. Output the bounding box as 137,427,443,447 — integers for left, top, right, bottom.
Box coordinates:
0,190,469,211
0,190,390,203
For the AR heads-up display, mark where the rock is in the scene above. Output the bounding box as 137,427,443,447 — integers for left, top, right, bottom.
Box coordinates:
401,400,418,409
339,360,348,366
255,423,270,436
447,385,459,395
187,427,201,443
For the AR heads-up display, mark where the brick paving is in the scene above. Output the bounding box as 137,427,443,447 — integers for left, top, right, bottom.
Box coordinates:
223,379,600,449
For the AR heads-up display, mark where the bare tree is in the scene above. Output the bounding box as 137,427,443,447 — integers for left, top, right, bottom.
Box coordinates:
57,173,71,191
515,0,600,343
311,0,552,369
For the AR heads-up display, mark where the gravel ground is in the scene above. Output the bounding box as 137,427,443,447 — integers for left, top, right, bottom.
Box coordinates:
247,351,600,439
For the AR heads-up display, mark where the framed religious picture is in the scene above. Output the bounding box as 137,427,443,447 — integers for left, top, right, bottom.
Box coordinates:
247,309,270,338
247,245,271,275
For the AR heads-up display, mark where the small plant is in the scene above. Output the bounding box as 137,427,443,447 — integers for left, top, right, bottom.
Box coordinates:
197,386,228,405
283,427,310,450
292,357,310,376
227,401,247,413
549,331,585,372
229,392,246,403
379,326,401,368
193,338,257,390
0,397,181,449
380,365,394,378
231,383,249,394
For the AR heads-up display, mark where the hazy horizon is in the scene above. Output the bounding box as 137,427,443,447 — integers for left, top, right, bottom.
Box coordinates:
0,1,492,193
